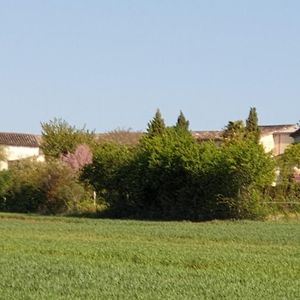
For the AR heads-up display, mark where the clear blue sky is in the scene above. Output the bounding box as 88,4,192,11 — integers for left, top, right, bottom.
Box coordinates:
0,1,299,133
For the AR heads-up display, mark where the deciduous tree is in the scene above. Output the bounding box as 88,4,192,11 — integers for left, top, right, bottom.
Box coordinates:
41,118,95,158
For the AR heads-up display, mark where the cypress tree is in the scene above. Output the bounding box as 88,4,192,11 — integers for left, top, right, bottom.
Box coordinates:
245,107,260,143
146,109,166,136
175,111,190,131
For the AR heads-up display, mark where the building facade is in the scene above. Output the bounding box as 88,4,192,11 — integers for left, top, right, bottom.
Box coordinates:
0,133,44,170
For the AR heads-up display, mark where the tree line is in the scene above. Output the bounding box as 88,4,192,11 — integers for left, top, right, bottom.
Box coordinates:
0,108,299,219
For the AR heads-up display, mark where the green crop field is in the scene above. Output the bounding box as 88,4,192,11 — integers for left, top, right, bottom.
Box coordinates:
0,213,299,299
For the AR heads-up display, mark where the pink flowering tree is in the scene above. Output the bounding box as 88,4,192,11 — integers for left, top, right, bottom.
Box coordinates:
62,144,92,172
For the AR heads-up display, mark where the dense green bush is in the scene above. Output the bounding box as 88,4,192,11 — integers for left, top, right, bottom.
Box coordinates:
126,127,216,219
0,170,12,210
278,143,300,181
1,160,92,214
80,118,275,220
80,142,134,212
207,139,275,219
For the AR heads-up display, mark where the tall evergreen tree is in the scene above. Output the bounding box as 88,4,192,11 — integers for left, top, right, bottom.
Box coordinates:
146,109,166,136
175,111,190,131
245,107,260,143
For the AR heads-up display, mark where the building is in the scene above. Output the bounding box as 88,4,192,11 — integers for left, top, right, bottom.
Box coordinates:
0,132,44,170
259,124,298,156
193,124,299,156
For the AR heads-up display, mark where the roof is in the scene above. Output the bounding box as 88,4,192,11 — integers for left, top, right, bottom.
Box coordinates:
259,124,298,135
192,125,299,141
0,132,39,147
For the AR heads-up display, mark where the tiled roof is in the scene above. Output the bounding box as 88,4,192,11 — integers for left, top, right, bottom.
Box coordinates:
259,124,298,135
0,132,39,147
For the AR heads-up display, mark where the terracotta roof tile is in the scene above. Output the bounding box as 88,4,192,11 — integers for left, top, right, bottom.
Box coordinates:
0,132,39,147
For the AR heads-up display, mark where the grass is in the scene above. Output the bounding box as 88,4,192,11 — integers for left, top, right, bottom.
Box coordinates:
0,213,299,299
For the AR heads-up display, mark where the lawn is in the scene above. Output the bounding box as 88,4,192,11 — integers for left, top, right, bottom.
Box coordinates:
0,213,299,299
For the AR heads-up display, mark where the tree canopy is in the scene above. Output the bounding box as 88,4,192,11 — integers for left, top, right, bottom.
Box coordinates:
175,111,190,131
146,109,166,137
245,107,260,143
41,118,95,158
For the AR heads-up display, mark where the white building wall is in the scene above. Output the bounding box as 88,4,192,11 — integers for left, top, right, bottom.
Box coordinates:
0,146,45,170
260,135,274,154
5,145,40,161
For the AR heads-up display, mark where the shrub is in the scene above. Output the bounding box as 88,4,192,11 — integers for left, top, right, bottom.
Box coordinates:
123,127,213,219
212,139,275,219
80,142,134,211
2,159,92,214
0,170,12,210
278,143,300,181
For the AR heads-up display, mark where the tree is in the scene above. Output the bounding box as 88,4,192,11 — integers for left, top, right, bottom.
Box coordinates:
62,144,93,172
222,120,245,142
41,118,95,158
175,111,190,131
245,107,260,143
146,109,166,137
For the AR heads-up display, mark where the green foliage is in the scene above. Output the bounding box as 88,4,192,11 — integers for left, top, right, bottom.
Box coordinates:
79,114,275,220
146,109,166,137
175,110,190,131
0,214,299,299
128,127,203,219
0,170,12,208
245,107,260,143
41,118,95,158
80,142,134,210
222,120,245,142
1,160,91,214
213,140,275,218
278,143,300,180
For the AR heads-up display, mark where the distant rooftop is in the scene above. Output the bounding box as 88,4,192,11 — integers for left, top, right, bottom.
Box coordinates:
259,124,298,135
0,124,298,147
193,124,299,141
0,132,39,147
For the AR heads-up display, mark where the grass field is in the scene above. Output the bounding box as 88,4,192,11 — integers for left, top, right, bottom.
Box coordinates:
0,213,299,299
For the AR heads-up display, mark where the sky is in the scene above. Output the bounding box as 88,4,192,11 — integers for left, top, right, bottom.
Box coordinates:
0,1,299,133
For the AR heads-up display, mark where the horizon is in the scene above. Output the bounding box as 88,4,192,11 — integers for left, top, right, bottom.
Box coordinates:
0,121,298,135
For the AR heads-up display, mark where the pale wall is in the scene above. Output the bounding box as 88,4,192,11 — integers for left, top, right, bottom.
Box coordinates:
0,145,45,170
260,135,274,154
273,133,295,156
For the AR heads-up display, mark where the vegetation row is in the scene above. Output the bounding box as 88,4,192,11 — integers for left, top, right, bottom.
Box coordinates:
0,108,299,220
